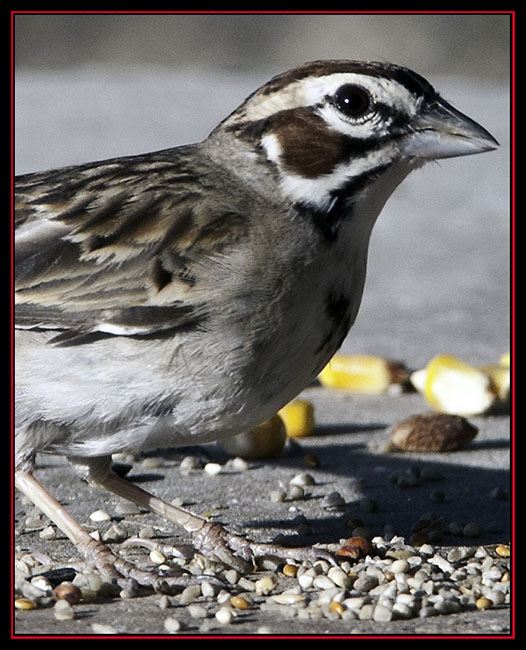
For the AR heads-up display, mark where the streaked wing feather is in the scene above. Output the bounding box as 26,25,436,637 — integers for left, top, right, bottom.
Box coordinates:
14,146,247,340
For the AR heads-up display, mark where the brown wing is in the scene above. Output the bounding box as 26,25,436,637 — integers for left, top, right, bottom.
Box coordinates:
15,146,247,344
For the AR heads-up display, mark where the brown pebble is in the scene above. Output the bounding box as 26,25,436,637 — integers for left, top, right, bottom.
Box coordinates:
230,595,251,610
390,413,478,452
475,597,493,610
329,600,345,616
14,598,37,610
336,536,376,560
282,564,298,577
304,454,320,468
53,582,82,605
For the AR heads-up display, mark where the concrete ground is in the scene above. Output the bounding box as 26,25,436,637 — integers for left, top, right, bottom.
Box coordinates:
13,68,512,637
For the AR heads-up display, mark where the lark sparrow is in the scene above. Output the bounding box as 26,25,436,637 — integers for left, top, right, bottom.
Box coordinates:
15,60,498,591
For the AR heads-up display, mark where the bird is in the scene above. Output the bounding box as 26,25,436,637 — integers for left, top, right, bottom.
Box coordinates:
14,59,498,592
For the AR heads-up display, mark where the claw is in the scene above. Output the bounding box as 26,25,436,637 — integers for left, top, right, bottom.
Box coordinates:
120,536,195,561
192,522,337,572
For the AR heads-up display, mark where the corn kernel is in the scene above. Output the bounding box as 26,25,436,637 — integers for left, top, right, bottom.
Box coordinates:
318,354,408,393
480,363,510,401
220,414,286,459
421,354,496,415
278,399,315,438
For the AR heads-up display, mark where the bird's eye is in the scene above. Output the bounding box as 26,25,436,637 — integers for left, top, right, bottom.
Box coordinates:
333,84,372,120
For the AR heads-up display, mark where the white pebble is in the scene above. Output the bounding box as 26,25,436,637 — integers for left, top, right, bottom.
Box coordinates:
180,455,202,472
313,575,336,590
215,607,234,625
149,549,166,565
270,489,287,503
297,573,314,590
373,603,393,622
231,456,249,471
343,596,367,611
393,601,413,619
358,604,375,620
201,580,219,598
163,616,182,633
89,509,111,522
158,595,172,609
391,559,410,573
179,584,201,604
216,589,232,605
30,575,52,594
188,603,208,619
418,543,434,556
271,592,306,606
429,553,454,574
287,485,305,500
39,525,56,540
204,462,222,475
91,623,117,634
289,473,315,486
255,575,276,595
223,569,240,585
328,566,351,588
53,599,74,620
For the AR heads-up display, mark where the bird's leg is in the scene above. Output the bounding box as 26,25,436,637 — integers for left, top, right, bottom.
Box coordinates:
95,464,336,571
15,469,208,593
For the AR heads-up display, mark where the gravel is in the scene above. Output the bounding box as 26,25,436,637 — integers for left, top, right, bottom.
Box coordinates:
14,528,511,633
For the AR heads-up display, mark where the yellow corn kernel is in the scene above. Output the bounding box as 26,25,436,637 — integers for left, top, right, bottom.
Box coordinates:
423,354,496,415
220,414,286,459
278,399,315,438
480,363,510,401
499,351,510,368
318,354,407,393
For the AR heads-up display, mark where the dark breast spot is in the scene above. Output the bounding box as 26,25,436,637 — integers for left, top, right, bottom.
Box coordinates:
316,291,353,355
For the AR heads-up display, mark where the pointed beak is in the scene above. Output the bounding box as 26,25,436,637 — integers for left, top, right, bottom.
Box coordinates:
402,95,499,160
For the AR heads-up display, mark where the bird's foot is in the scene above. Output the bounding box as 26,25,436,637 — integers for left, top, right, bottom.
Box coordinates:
123,522,336,575
73,536,219,595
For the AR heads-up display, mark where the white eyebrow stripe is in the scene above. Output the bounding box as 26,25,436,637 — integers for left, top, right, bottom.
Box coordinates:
236,72,419,126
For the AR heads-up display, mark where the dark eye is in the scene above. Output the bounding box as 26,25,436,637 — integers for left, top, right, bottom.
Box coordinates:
334,84,372,119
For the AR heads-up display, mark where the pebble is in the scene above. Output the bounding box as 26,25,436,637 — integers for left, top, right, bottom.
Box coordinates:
322,491,346,510
179,455,203,472
373,603,393,622
89,509,111,522
215,607,234,625
39,525,56,540
255,575,277,595
463,522,481,537
53,599,74,620
495,544,510,557
204,462,222,476
163,616,183,633
179,584,202,605
14,598,37,610
15,527,510,629
53,582,82,605
391,559,410,574
289,472,316,487
271,592,307,606
188,603,208,619
230,595,251,610
91,623,117,635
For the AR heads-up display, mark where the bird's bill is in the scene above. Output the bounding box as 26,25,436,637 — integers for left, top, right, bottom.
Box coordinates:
402,96,499,160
